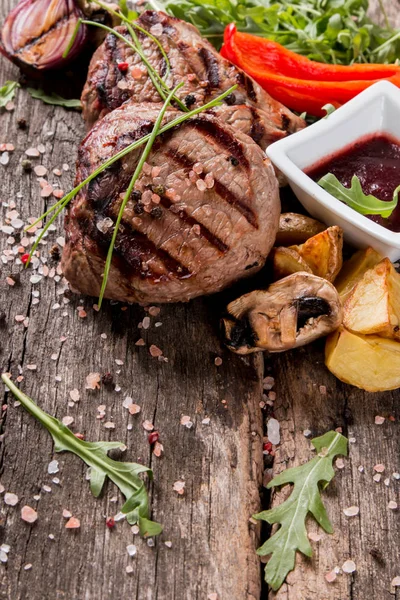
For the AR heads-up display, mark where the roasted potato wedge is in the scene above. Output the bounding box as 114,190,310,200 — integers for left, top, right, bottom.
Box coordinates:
335,247,383,303
276,213,326,246
271,247,312,280
290,225,343,282
343,258,400,340
325,327,400,391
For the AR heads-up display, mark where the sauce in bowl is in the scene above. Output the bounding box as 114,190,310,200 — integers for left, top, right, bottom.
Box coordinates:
306,134,400,232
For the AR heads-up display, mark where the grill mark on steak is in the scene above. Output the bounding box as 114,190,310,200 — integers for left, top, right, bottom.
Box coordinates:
198,47,220,88
166,149,258,228
87,213,191,281
159,195,229,253
249,107,267,145
184,118,250,171
235,71,257,102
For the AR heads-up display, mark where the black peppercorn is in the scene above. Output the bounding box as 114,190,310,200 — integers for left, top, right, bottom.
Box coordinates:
228,156,239,166
224,93,236,106
151,206,162,219
101,372,114,387
134,203,144,215
132,190,142,202
184,94,196,108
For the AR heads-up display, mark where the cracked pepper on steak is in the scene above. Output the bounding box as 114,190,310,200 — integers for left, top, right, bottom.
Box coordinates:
62,11,306,303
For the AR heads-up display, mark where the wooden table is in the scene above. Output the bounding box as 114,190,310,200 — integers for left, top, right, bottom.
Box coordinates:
0,1,399,599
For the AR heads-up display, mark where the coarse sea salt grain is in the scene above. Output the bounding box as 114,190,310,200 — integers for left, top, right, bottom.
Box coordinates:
388,500,398,510
342,560,356,574
4,492,19,506
173,480,185,495
391,576,400,587
375,415,385,425
127,544,137,557
267,418,280,445
48,460,59,474
21,505,38,523
343,506,359,517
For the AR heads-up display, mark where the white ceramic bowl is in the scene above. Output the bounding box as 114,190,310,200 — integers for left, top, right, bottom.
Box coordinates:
266,80,400,261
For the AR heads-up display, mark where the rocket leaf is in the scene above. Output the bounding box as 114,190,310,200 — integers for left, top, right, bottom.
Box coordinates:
254,430,348,591
0,80,20,108
318,173,400,219
1,374,162,537
27,88,82,109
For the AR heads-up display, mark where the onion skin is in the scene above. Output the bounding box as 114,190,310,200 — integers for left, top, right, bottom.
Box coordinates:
1,0,87,70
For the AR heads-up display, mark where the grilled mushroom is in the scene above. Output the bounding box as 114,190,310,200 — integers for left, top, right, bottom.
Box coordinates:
222,272,342,354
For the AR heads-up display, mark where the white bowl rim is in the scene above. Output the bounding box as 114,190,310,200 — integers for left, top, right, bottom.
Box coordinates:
266,80,400,248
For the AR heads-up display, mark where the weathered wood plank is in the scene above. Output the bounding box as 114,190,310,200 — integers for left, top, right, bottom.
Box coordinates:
0,7,264,597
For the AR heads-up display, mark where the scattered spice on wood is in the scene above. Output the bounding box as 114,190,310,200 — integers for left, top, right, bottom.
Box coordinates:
65,517,80,529
128,404,141,415
143,420,154,431
21,505,38,523
173,480,185,495
86,372,101,390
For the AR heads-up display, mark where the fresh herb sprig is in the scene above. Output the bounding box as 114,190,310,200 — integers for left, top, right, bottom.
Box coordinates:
147,0,400,64
254,430,348,591
319,173,400,218
27,88,82,109
1,374,162,536
0,80,20,108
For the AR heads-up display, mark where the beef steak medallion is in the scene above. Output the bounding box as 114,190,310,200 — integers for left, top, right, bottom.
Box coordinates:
81,10,304,147
62,103,280,303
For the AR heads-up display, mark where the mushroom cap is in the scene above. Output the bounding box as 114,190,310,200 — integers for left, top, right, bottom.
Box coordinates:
223,272,343,354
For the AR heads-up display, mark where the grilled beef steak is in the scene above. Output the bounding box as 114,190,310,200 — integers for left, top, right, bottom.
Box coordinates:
81,10,304,143
62,103,280,303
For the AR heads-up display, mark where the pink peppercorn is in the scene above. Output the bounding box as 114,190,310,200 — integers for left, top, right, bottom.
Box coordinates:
148,431,159,445
117,62,129,72
106,517,115,529
21,253,30,264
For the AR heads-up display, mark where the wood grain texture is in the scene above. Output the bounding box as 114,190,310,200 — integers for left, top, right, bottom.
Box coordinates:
0,1,400,599
0,3,264,597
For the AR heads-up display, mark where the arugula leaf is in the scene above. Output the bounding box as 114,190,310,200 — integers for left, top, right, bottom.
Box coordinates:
27,88,82,109
147,0,400,64
319,173,399,218
0,80,20,108
254,430,348,591
1,374,162,537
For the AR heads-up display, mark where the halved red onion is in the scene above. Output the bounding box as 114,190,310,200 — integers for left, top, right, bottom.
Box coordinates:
1,0,87,70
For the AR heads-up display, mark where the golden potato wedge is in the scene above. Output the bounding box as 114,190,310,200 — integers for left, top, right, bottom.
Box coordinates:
271,247,312,280
290,225,343,282
276,213,326,246
343,258,400,340
335,247,383,303
325,327,400,392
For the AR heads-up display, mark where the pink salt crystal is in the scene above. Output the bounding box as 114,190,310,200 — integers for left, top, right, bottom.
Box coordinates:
4,492,19,506
34,165,47,177
21,505,38,523
85,372,101,390
78,309,87,318
62,509,72,518
196,179,207,192
62,416,74,426
388,500,398,510
69,389,80,402
15,315,25,322
104,422,115,429
325,570,337,583
143,420,154,431
214,357,223,366
173,480,185,495
373,464,385,473
40,185,53,198
151,166,161,177
128,404,141,415
53,168,62,176
142,316,151,330
391,577,400,587
26,148,40,157
142,162,152,175
204,173,214,188
342,560,356,574
192,224,201,235
193,162,203,174
208,594,218,600
6,277,15,286
153,442,163,457
131,67,143,79
6,143,14,152
375,415,385,425
308,532,322,542
149,345,162,357
148,306,160,317
373,473,381,482
53,189,64,199
343,506,359,517
319,385,327,394
65,517,80,529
